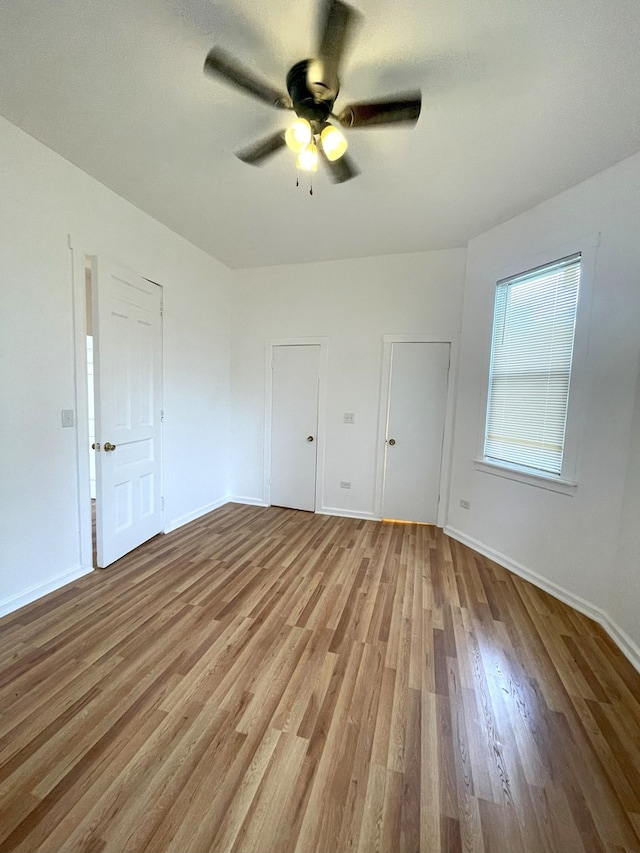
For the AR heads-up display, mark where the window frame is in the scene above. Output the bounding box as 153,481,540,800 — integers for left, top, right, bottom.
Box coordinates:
474,236,599,495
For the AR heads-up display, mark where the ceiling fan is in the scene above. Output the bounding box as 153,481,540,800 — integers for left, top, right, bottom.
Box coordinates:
203,0,422,183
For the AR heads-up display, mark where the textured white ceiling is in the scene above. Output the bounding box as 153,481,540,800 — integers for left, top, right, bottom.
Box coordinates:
1,0,640,268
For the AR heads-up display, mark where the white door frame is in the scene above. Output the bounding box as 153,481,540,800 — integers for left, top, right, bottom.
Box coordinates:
374,334,459,527
263,337,329,510
70,240,164,571
71,242,93,573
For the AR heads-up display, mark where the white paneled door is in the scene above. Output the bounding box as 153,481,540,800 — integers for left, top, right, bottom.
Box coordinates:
270,345,320,512
93,259,163,567
382,342,450,523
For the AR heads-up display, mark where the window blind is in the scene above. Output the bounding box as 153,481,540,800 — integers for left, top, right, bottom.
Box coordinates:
484,254,581,475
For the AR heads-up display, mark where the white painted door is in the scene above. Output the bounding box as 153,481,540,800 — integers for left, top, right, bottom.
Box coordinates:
270,345,320,511
382,342,450,523
93,259,163,567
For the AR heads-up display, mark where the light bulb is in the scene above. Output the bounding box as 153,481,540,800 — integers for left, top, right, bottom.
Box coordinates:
320,124,348,161
296,142,318,172
285,119,312,153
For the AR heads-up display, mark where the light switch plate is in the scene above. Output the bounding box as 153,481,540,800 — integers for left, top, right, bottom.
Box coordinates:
61,409,75,428
343,412,355,424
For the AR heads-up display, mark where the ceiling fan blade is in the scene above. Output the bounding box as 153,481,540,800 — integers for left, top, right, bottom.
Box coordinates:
338,92,422,128
316,0,359,84
204,47,291,109
320,147,359,183
236,131,287,165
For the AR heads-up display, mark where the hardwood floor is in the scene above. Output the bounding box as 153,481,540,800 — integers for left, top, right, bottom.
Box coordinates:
1,503,639,852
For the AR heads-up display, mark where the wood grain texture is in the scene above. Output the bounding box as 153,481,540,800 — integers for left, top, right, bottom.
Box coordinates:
1,503,639,852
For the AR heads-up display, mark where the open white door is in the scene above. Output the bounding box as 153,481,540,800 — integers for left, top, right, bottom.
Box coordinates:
92,258,163,567
270,345,320,511
382,341,450,523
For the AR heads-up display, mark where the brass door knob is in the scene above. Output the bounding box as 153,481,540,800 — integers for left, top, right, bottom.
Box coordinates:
307,435,314,442
103,442,117,452
388,438,396,446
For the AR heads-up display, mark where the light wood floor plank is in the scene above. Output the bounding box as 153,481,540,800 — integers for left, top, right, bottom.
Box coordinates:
0,503,639,852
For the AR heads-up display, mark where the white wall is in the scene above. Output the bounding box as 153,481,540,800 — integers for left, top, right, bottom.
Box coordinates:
230,250,466,517
447,151,640,662
0,116,232,614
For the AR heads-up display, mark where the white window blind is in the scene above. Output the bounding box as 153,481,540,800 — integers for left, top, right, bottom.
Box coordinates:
484,254,581,476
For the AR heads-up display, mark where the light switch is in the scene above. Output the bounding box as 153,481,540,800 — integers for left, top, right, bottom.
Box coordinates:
343,412,355,424
61,409,75,428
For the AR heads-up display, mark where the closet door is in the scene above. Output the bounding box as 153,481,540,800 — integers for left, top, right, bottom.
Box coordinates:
382,341,450,523
270,344,320,512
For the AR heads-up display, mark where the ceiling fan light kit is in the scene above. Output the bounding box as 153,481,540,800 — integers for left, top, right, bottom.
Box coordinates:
203,0,422,184
284,118,347,172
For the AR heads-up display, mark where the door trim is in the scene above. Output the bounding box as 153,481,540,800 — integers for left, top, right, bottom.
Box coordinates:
374,334,459,527
70,241,93,573
263,338,329,510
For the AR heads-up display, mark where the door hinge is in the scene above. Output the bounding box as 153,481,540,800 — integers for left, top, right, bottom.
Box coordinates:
161,496,164,511
160,409,164,423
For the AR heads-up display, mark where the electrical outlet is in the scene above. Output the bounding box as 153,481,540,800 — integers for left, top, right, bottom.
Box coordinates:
343,412,355,424
340,481,351,489
61,409,75,428
460,499,470,510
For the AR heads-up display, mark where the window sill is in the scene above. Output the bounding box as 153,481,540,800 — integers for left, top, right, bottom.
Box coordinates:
473,459,577,495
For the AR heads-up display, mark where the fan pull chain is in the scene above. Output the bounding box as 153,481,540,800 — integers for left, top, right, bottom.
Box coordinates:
309,174,313,196
296,168,299,188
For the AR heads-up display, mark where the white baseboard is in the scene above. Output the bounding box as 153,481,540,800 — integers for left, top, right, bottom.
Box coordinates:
317,506,381,522
231,498,380,522
0,564,93,619
601,618,640,676
445,526,640,675
164,497,228,533
227,496,269,508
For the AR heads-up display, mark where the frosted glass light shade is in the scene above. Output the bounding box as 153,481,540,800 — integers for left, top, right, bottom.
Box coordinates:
285,119,312,153
296,142,318,172
320,124,348,161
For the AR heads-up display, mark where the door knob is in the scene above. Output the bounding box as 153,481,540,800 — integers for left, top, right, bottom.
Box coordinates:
103,442,117,452
91,442,100,451
307,435,314,442
388,438,396,446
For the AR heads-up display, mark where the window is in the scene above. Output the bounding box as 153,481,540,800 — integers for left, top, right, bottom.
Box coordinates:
483,254,581,478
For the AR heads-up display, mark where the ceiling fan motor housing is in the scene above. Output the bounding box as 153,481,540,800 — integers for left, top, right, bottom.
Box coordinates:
286,60,337,125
